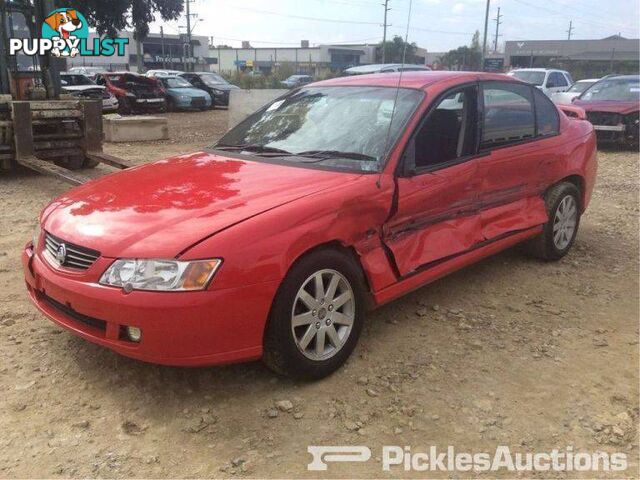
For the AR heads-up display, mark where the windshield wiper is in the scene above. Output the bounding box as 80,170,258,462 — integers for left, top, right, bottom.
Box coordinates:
296,150,378,162
214,144,293,155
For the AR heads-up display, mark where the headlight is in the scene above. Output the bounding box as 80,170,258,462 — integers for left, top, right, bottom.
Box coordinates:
212,89,223,95
100,259,222,292
32,222,41,249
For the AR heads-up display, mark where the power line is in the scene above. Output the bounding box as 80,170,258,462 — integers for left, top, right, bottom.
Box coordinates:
218,3,380,25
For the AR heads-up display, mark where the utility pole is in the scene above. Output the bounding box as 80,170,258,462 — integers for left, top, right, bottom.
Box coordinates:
481,0,491,70
493,7,502,52
160,26,166,69
381,0,391,64
185,0,194,71
567,20,574,40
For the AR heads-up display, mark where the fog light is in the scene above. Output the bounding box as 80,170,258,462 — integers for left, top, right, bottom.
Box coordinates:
126,326,142,343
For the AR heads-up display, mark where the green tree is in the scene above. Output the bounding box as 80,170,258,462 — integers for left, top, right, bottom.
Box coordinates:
377,35,419,64
437,31,482,71
66,0,184,39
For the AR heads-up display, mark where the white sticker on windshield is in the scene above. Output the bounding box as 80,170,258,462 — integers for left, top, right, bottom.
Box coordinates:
267,100,285,112
630,87,640,92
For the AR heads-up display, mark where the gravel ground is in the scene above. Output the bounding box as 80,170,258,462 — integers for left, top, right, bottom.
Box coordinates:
0,110,638,478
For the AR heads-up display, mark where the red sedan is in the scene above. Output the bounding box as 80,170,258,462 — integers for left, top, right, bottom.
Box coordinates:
23,72,597,379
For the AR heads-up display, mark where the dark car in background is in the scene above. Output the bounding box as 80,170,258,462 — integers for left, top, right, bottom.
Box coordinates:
60,72,119,113
95,72,166,114
179,72,239,108
574,75,640,149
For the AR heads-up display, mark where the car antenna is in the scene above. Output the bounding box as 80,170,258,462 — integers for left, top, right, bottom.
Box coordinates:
378,0,414,188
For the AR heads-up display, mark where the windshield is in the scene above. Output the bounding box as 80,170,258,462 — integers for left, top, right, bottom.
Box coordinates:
215,86,423,172
511,71,546,86
200,73,228,86
162,77,193,88
61,74,95,86
579,78,640,102
567,81,594,93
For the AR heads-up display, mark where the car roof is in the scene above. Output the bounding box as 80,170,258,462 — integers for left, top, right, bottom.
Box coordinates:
511,68,568,73
313,71,518,90
602,74,640,80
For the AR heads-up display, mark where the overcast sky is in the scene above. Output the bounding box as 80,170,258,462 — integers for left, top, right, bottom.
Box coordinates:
151,0,640,52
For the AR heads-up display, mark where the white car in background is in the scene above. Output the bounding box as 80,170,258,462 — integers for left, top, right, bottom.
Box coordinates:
344,63,431,76
508,68,574,97
551,78,600,105
146,69,184,78
60,72,119,113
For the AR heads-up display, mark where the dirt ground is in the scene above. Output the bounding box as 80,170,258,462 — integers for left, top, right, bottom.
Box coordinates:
0,110,638,479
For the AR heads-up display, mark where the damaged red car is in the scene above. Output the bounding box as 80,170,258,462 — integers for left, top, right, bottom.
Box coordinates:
573,74,640,149
95,72,166,114
23,71,597,379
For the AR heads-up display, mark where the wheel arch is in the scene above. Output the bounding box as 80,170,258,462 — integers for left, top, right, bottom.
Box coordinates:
549,174,585,211
283,240,375,309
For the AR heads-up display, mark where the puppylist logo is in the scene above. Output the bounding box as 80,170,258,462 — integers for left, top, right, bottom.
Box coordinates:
9,8,128,58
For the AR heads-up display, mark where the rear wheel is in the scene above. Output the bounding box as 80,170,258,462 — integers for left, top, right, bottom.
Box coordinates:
525,182,581,260
263,250,365,380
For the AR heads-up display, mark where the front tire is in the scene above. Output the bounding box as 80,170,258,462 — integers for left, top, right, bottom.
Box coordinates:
263,250,365,380
525,182,581,260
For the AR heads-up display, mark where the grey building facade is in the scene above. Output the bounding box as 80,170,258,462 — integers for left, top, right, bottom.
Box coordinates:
505,36,639,69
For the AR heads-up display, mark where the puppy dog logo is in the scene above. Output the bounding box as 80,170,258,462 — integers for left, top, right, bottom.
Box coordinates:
42,8,88,57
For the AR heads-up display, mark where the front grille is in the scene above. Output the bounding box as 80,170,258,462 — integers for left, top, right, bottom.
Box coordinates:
587,111,622,126
44,232,100,270
39,291,107,332
191,97,206,107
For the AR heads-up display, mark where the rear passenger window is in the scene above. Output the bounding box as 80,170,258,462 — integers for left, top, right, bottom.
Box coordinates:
532,88,560,137
481,82,535,149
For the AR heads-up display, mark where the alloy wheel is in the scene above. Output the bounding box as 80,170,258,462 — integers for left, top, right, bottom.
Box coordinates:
553,195,578,250
291,269,355,361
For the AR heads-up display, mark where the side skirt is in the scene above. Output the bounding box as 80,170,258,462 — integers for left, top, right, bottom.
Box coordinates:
372,225,543,306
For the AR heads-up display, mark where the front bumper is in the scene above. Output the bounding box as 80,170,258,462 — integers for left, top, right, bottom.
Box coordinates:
175,96,212,109
22,242,278,366
211,90,230,107
102,97,119,113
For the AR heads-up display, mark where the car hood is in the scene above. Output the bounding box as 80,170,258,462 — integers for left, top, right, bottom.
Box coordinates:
168,87,209,97
42,152,360,258
572,100,639,115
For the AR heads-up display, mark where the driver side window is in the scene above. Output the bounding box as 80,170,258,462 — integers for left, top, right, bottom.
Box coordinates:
410,86,479,171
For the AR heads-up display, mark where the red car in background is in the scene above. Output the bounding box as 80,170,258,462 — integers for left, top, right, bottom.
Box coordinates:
23,71,597,379
573,74,640,149
94,72,166,114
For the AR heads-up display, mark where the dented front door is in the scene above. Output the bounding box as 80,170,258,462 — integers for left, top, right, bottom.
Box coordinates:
383,161,483,277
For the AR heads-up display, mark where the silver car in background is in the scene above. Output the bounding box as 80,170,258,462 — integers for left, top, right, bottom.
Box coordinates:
551,78,599,105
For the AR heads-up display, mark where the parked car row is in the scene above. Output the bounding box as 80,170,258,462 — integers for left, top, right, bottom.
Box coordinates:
62,68,241,114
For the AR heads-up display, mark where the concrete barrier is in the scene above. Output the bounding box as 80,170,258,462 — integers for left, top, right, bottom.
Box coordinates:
103,115,169,143
228,89,289,131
